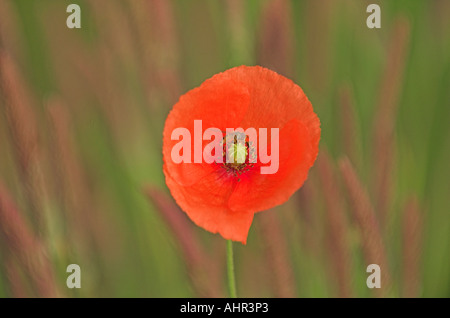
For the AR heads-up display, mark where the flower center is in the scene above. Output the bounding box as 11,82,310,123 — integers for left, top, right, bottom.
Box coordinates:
220,132,255,180
227,141,247,167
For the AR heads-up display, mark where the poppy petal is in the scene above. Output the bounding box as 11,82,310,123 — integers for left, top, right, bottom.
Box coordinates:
164,166,253,243
163,74,250,186
228,119,316,212
226,66,320,154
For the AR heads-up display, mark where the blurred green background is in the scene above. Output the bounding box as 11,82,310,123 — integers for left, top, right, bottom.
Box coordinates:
0,0,449,297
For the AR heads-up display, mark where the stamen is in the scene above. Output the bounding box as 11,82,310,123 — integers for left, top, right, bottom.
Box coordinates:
218,132,256,179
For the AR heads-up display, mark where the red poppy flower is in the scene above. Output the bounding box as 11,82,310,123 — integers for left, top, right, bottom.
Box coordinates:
163,66,320,244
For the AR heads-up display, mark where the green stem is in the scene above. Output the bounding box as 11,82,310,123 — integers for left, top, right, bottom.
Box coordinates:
226,240,237,298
